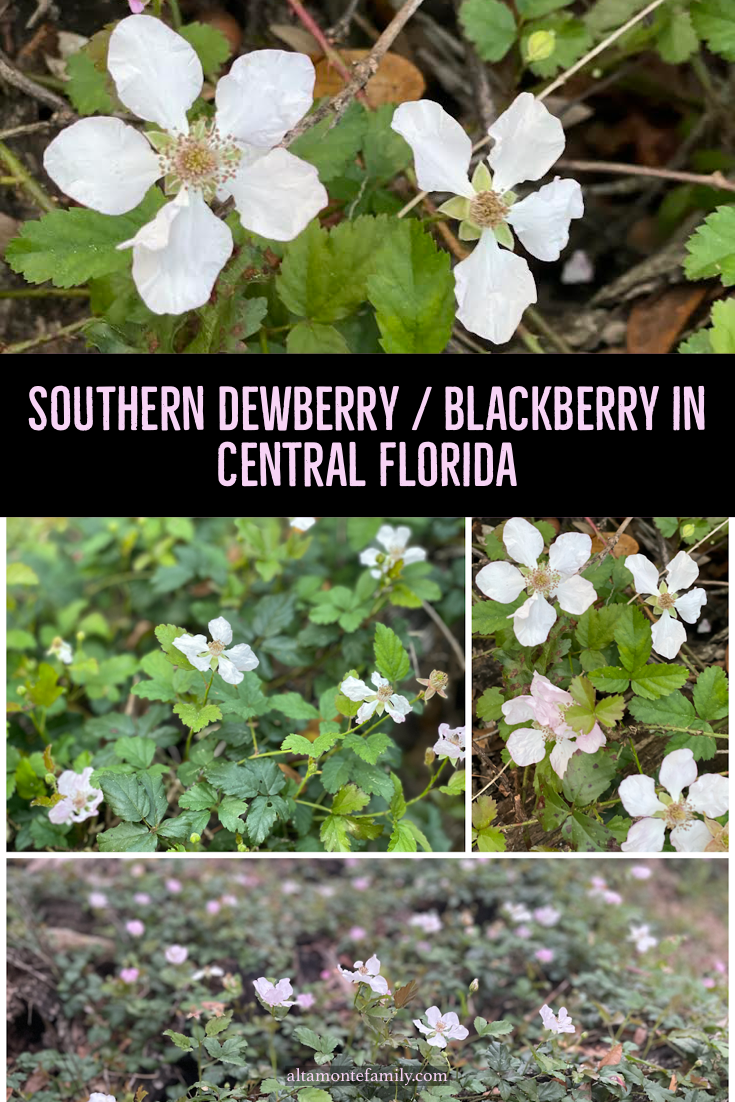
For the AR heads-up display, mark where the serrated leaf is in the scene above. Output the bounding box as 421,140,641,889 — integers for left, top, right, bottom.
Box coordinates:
269,693,320,720
373,621,411,683
664,731,717,760
245,794,280,844
7,562,39,585
6,188,166,287
684,205,735,285
692,665,728,721
173,702,222,733
367,219,454,353
615,607,651,672
177,21,230,74
217,796,249,832
163,1030,194,1050
588,666,630,693
630,662,688,700
628,691,700,728
459,0,518,61
331,784,370,815
342,732,390,764
320,814,352,851
476,686,505,720
576,604,624,650
113,737,156,769
472,794,498,829
439,769,466,795
403,819,432,851
691,0,735,60
475,825,507,851
595,694,625,726
486,1020,514,1036
65,49,115,114
99,773,159,823
157,809,210,840
287,320,351,354
472,594,526,634
389,772,406,820
522,13,591,76
387,820,417,851
564,810,611,851
569,674,596,710
179,781,219,811
98,821,158,852
655,4,699,62
539,785,571,830
709,298,735,353
561,749,616,805
290,101,368,183
205,1010,233,1036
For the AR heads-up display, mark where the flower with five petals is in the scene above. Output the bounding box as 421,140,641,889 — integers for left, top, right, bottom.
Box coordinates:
413,1006,469,1048
625,550,706,659
174,616,258,686
340,671,412,724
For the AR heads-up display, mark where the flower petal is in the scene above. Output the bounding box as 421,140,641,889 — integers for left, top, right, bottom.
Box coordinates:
548,532,591,576
659,748,697,800
618,774,665,818
666,550,699,593
507,178,583,262
217,656,244,685
574,722,606,753
512,592,556,646
454,230,537,344
391,100,474,198
556,574,597,615
506,727,546,766
687,773,729,817
549,738,576,778
208,617,233,646
620,817,666,853
624,554,660,596
488,93,565,194
475,561,526,602
650,609,686,659
357,700,379,724
223,644,259,672
43,117,161,215
120,192,233,315
670,820,713,852
530,671,571,706
501,516,543,568
227,148,326,241
403,547,427,565
107,15,202,133
340,676,370,702
386,694,412,722
674,587,706,624
501,694,537,725
173,633,212,672
215,50,315,149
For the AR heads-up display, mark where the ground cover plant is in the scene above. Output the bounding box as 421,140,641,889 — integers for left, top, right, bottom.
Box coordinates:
6,856,728,1102
6,516,465,852
2,0,734,355
471,516,728,852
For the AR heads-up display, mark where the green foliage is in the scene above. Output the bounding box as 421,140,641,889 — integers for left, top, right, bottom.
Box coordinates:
65,49,116,115
373,623,411,683
177,21,231,74
691,0,735,59
587,608,688,700
5,189,166,288
459,0,518,61
683,205,735,285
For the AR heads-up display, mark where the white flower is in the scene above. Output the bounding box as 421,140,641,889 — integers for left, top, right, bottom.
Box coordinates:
433,724,466,761
534,905,560,927
359,524,426,579
501,671,606,779
392,94,582,344
253,977,295,1007
340,672,412,724
476,518,597,647
47,636,73,664
413,1006,469,1048
630,865,652,880
88,1095,116,1102
619,748,728,853
192,965,225,980
165,944,189,964
625,550,706,659
410,911,443,933
290,517,316,531
48,768,103,824
339,954,389,995
503,902,532,923
43,17,327,315
88,892,108,908
628,924,658,953
539,1004,575,1034
174,616,258,686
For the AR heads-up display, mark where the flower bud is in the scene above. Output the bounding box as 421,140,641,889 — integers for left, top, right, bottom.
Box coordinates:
16,685,27,696
190,833,201,844
76,630,86,642
469,978,479,993
424,747,436,767
525,29,556,62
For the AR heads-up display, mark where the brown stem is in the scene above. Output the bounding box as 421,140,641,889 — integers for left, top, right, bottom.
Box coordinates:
0,48,75,115
556,158,735,195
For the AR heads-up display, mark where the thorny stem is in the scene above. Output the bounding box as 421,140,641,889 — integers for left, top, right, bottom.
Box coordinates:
2,317,89,354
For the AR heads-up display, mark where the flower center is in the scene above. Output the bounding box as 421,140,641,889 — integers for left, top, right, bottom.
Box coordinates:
208,639,226,656
527,566,562,596
435,1019,446,1032
72,792,87,809
158,122,242,202
376,684,393,702
664,799,693,829
533,722,563,744
658,592,676,610
469,189,509,229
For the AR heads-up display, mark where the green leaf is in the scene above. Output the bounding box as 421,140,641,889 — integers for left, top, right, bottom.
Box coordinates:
179,782,219,811
6,188,166,288
630,662,688,700
331,784,370,815
664,731,717,760
569,674,596,710
709,298,735,353
157,809,210,840
595,694,626,726
113,737,156,769
245,795,280,844
684,205,735,285
654,3,699,62
299,1090,332,1102
564,810,611,851
276,215,388,323
163,1029,194,1051
615,607,651,672
485,1019,514,1036
205,761,261,799
693,665,728,721
475,825,507,851
692,0,735,60
522,13,592,75
27,663,63,707
472,593,526,633
575,604,624,650
373,622,411,683
459,0,518,61
585,0,651,36
472,794,498,830
269,693,320,720
7,562,40,586
290,101,367,182
628,691,700,728
402,819,432,852
320,814,352,852
205,1010,233,1036
517,0,572,14
342,732,390,764
538,785,571,830
439,770,466,796
561,749,616,805
476,687,505,720
6,629,36,650
65,49,115,114
654,517,679,537
287,320,351,354
98,821,158,852
177,21,230,74
15,758,46,800
173,702,223,733
387,821,417,852
678,329,713,353
588,666,630,693
217,796,249,832
362,105,413,180
367,218,454,353
99,773,159,823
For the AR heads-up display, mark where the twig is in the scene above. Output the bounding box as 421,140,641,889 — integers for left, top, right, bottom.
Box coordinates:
556,158,735,194
284,0,359,89
0,118,64,142
285,0,426,144
0,48,73,115
421,599,465,671
586,516,634,569
0,140,56,213
1,317,89,354
0,288,89,299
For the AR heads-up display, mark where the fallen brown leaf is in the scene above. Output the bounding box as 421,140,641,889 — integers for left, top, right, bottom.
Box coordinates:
313,49,425,106
627,286,709,354
598,1044,623,1068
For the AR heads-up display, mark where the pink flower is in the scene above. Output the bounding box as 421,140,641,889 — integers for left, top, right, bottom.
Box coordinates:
702,977,716,988
714,960,727,974
165,944,188,964
540,1005,575,1034
410,912,442,933
630,865,652,880
296,992,315,1008
320,969,332,980
48,767,103,824
128,0,150,12
126,920,145,937
535,948,554,963
603,890,622,905
206,900,221,915
89,892,108,908
254,977,295,1007
515,925,532,939
351,877,371,891
590,876,607,891
134,892,151,905
120,967,139,983
130,863,145,877
221,894,237,907
339,954,389,994
281,880,299,895
166,878,182,893
349,926,367,940
533,906,560,927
